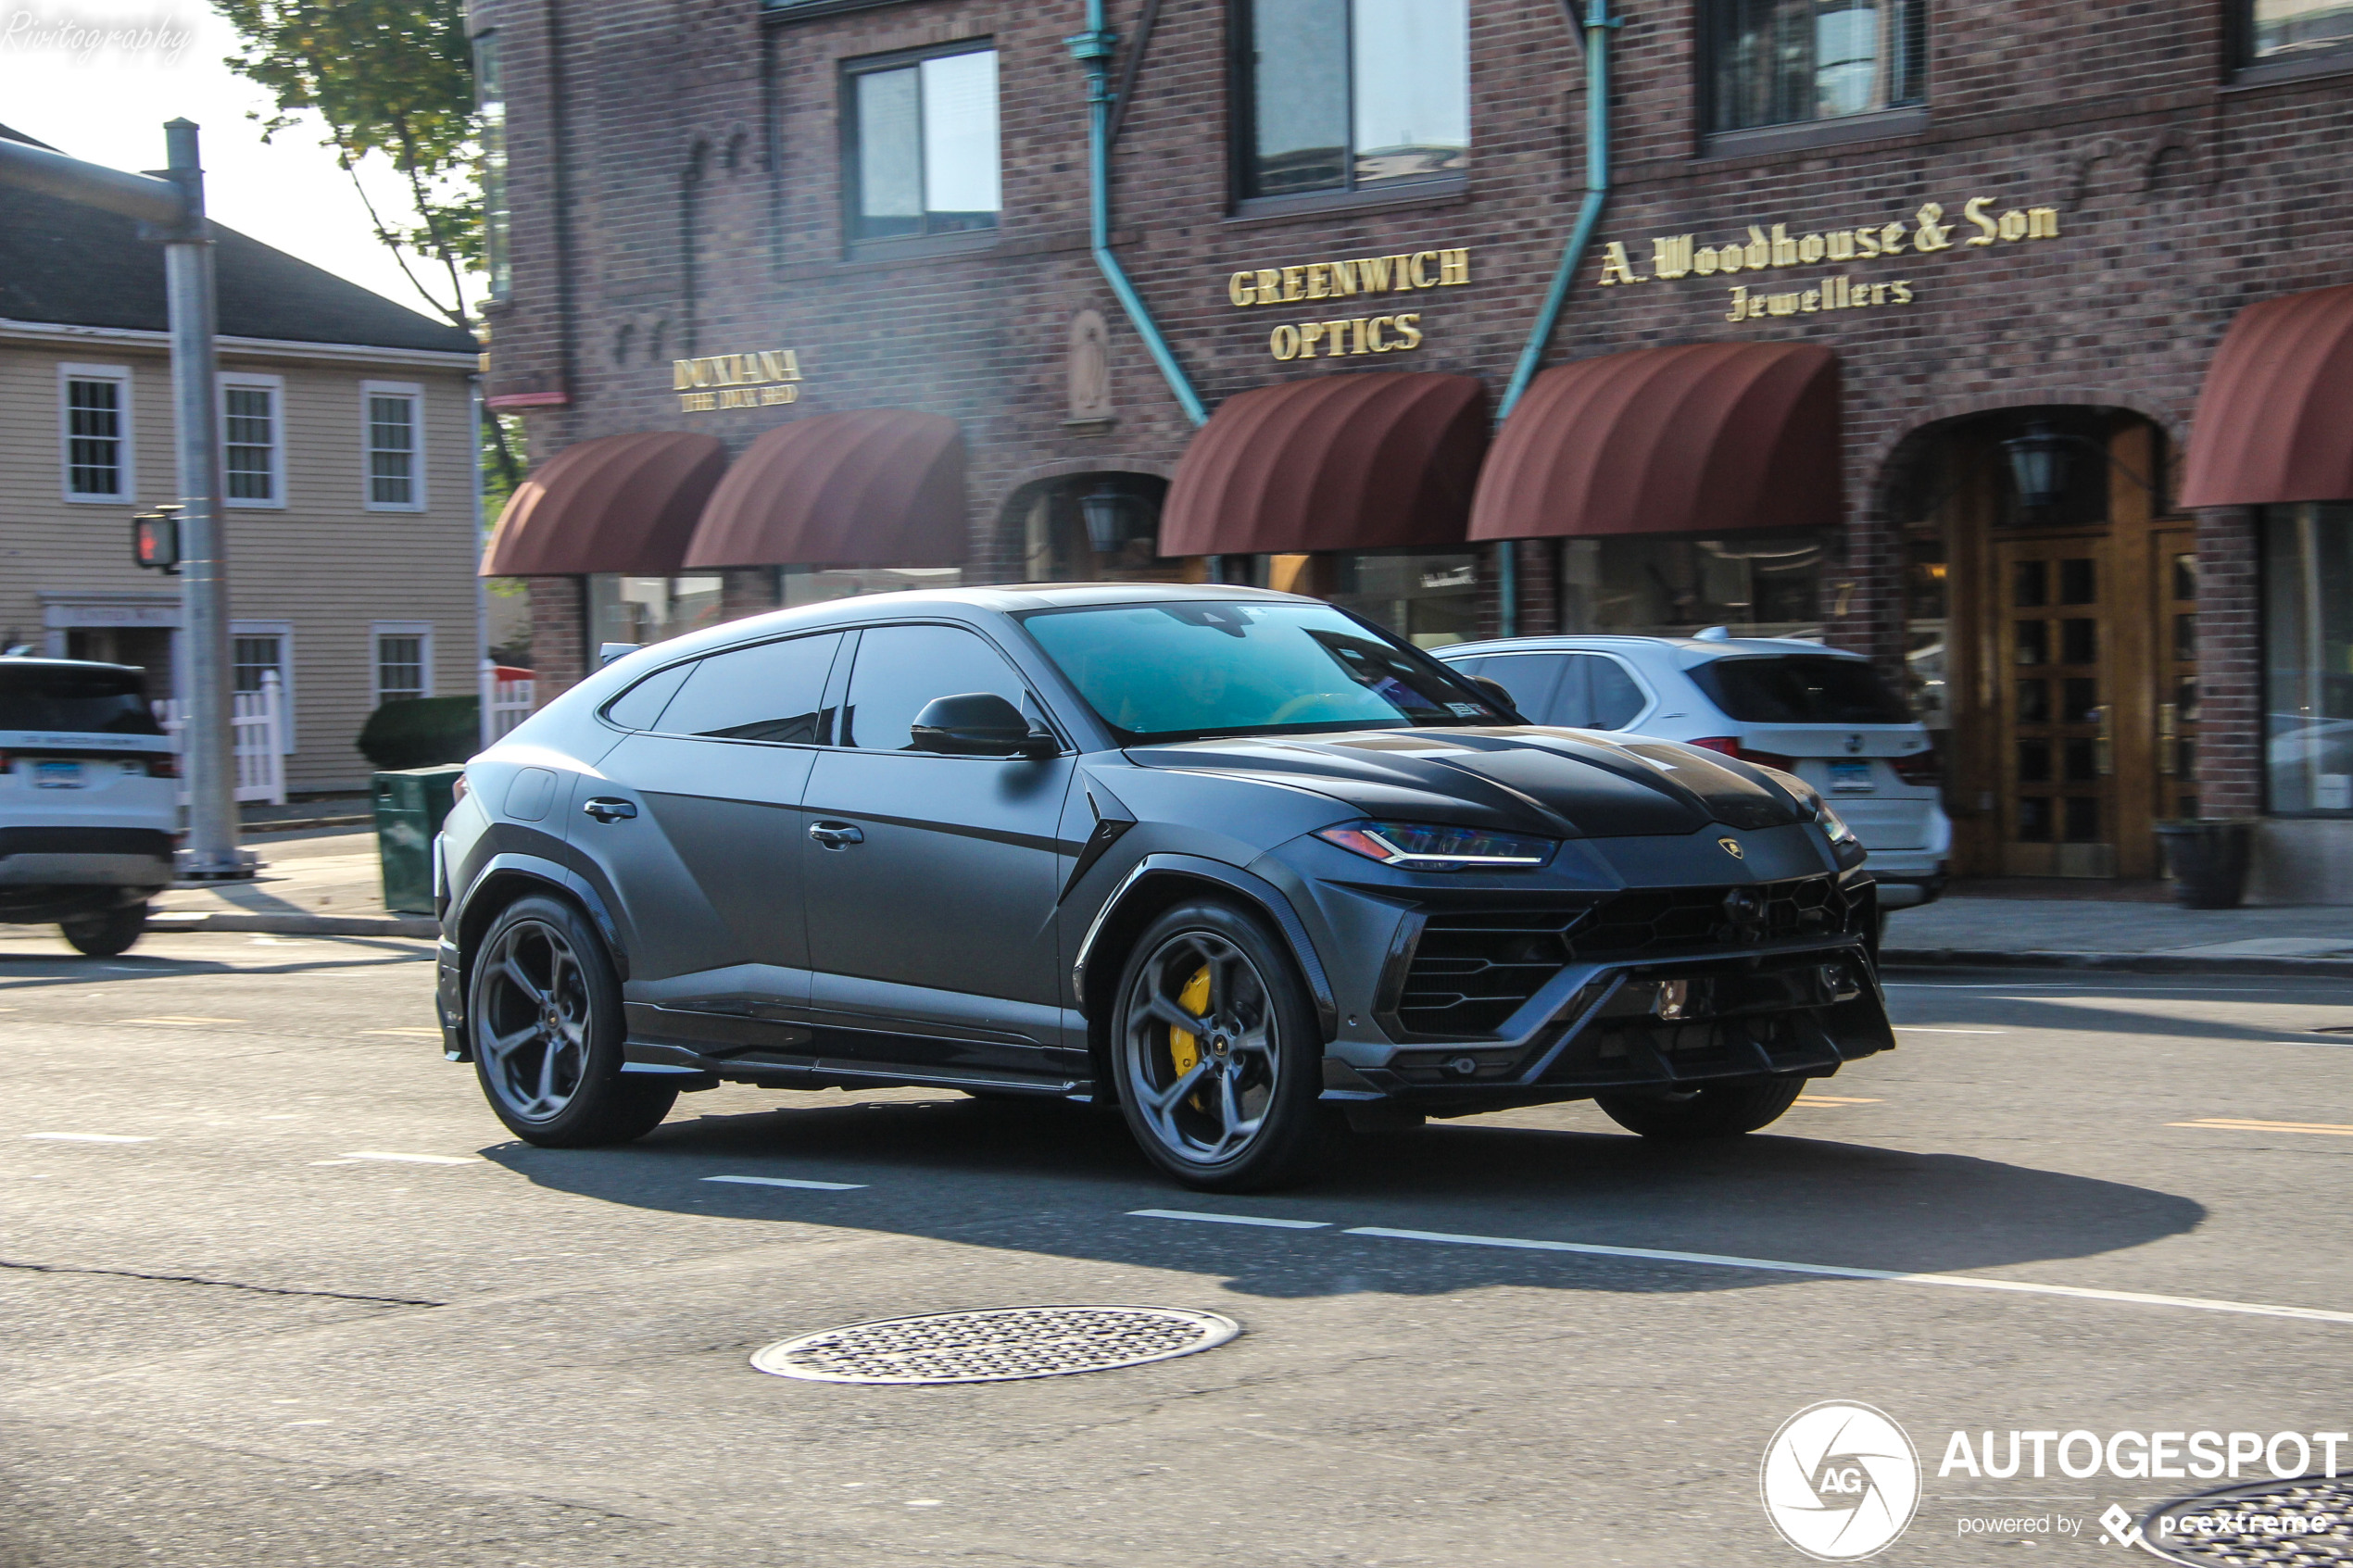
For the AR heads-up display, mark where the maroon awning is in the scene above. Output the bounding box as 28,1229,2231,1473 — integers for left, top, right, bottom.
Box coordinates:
1158,371,1489,556
684,409,967,569
480,432,727,577
2181,283,2353,508
1468,343,1842,540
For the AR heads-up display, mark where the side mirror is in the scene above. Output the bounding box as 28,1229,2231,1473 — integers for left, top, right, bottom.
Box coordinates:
910,693,1056,759
1469,675,1520,716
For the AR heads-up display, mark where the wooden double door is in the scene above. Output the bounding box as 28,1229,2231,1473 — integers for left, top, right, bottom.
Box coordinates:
1975,524,2197,877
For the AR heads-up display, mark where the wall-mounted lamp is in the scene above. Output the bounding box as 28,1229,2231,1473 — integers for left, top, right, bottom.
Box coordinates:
1079,484,1129,556
1999,419,2159,510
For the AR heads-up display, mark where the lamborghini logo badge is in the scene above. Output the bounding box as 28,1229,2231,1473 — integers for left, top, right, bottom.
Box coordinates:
1718,837,1744,859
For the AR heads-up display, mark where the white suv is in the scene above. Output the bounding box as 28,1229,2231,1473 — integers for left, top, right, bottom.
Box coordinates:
1437,632,1951,909
0,658,179,954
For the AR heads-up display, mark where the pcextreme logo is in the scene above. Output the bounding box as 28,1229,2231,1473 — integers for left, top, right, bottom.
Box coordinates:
1761,1402,1923,1561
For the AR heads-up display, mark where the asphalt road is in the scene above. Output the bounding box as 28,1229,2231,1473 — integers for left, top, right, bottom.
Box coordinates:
4,923,2350,1566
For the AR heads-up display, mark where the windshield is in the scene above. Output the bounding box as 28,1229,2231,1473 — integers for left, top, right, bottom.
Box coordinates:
1019,601,1503,743
1688,655,1913,725
0,665,163,735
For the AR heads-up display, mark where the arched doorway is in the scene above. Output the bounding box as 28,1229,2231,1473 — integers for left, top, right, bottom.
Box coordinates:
1006,471,1187,583
1885,407,2194,879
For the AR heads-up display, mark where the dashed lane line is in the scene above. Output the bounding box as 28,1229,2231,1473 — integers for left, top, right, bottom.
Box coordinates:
702,1174,866,1191
21,1133,152,1144
2171,1118,2353,1137
340,1151,480,1166
1126,1209,1333,1230
1793,1095,1881,1106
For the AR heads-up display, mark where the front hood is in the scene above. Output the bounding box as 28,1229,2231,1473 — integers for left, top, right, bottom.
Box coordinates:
1126,727,1814,838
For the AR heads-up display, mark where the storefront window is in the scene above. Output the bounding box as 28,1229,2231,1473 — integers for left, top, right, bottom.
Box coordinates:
587,575,724,648
845,44,1000,243
1019,474,1188,584
1705,0,1927,134
2263,503,2353,815
1247,550,1475,646
778,566,963,608
2247,0,2353,62
1240,0,1468,199
1557,533,1830,639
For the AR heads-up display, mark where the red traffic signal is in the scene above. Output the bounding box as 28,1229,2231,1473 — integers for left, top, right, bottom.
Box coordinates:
132,508,182,573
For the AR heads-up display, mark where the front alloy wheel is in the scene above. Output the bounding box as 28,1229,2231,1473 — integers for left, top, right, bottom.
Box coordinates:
1112,900,1325,1191
467,895,674,1146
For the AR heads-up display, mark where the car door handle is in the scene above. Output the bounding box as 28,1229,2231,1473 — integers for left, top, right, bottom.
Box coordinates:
807,821,863,848
582,797,638,823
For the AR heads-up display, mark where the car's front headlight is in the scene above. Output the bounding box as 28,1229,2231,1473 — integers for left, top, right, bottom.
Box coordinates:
1817,802,1858,848
1314,821,1557,871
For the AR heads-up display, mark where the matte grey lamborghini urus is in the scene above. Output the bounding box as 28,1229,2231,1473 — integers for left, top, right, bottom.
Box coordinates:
434,584,1894,1191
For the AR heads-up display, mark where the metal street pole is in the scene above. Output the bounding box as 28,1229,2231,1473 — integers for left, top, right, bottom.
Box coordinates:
0,123,246,878
160,120,243,879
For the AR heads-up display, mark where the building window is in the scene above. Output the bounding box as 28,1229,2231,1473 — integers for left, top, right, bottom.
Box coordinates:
220,377,284,506
843,44,1000,245
2264,503,2353,815
60,365,132,500
363,383,423,509
474,29,511,299
1704,0,1927,136
373,623,434,705
2245,0,2353,65
1239,0,1468,201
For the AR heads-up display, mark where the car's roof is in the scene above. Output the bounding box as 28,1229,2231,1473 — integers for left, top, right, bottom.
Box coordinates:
0,656,145,677
1440,633,1858,661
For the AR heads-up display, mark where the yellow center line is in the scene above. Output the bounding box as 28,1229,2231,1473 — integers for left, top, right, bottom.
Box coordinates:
1794,1096,1882,1106
2171,1118,2353,1136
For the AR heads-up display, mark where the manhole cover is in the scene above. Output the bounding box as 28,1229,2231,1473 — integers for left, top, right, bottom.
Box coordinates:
750,1305,1240,1386
2138,1476,2353,1564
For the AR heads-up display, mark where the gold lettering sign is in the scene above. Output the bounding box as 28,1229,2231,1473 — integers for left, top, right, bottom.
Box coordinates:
1603,198,2059,320
1225,246,1469,359
673,348,802,412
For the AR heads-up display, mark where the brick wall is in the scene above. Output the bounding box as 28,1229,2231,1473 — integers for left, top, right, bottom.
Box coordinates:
2195,506,2261,820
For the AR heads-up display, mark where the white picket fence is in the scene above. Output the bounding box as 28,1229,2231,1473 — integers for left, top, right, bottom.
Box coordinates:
155,669,286,806
480,659,536,748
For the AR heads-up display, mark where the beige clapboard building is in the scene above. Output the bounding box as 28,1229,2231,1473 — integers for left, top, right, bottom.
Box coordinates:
1,125,481,794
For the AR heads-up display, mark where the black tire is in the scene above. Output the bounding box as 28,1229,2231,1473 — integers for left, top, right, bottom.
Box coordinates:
1595,1075,1807,1139
59,902,146,958
466,894,675,1147
1109,897,1328,1192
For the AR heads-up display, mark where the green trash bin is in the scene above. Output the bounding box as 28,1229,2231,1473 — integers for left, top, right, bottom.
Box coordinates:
374,763,467,915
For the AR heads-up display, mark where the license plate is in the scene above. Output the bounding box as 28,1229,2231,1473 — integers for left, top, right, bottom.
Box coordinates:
33,760,86,789
1828,760,1875,794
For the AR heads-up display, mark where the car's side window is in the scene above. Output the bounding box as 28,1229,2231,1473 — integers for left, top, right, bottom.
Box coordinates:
655,633,842,744
841,623,1033,750
1585,656,1647,730
1473,654,1568,721
602,661,693,731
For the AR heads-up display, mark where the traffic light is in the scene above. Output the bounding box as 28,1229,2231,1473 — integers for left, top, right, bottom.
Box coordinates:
132,506,182,573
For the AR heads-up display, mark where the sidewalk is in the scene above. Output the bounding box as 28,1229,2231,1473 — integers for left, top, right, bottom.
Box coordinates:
148,823,436,938
1885,884,2353,975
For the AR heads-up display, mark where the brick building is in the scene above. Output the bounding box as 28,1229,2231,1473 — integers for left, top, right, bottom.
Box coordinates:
472,0,2353,897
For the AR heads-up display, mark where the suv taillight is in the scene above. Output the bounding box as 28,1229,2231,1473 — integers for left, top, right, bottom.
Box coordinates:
1890,745,1940,786
1690,735,1795,771
145,755,180,779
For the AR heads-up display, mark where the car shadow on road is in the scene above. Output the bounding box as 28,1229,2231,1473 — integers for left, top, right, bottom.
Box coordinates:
484,1093,2208,1303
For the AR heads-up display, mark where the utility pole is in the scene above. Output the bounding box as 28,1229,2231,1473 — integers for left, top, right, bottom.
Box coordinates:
0,122,247,878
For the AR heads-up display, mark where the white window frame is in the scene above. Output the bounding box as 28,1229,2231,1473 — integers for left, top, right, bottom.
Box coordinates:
371,621,435,707
58,362,135,504
231,620,297,753
360,380,427,512
219,371,287,508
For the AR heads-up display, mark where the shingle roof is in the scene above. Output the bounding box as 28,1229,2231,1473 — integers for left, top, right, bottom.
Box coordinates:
0,124,478,356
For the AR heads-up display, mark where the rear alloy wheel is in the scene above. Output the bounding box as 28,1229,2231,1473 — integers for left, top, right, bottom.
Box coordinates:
1111,899,1327,1192
59,901,146,958
468,895,675,1147
1595,1075,1807,1139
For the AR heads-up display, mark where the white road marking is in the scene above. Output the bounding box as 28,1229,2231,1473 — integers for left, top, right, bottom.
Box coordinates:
341,1151,478,1166
1883,982,2276,994
701,1174,866,1191
1895,1026,2008,1035
2172,1118,2353,1137
1341,1226,2353,1327
361,1028,443,1037
114,1016,245,1025
22,1133,152,1144
1129,1208,1333,1230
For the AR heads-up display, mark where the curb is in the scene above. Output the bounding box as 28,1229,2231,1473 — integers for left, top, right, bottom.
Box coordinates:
245,813,373,836
1882,947,2353,980
145,910,437,939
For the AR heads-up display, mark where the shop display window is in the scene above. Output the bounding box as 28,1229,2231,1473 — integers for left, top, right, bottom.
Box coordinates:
2263,503,2353,815
1557,532,1830,640
588,575,725,648
778,566,964,608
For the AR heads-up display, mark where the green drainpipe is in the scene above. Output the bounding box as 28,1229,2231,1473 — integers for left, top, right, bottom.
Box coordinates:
1068,5,1206,428
1494,0,1619,635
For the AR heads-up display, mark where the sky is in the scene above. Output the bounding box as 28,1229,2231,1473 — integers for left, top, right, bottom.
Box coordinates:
1,0,480,321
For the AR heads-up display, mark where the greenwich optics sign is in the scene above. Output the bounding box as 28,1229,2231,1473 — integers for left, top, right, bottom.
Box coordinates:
1596,196,2062,320
673,349,801,412
1226,245,1472,360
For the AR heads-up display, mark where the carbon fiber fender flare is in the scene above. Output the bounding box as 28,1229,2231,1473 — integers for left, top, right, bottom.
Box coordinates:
451,850,631,982
1071,852,1340,1041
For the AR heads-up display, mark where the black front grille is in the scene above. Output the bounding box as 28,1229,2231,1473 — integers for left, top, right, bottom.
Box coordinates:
1396,877,1854,1039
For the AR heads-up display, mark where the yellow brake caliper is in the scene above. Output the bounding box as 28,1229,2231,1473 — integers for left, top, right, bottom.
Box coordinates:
1169,965,1212,1107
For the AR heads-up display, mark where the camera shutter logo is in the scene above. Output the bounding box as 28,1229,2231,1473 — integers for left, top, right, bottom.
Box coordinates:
1760,1401,1921,1561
